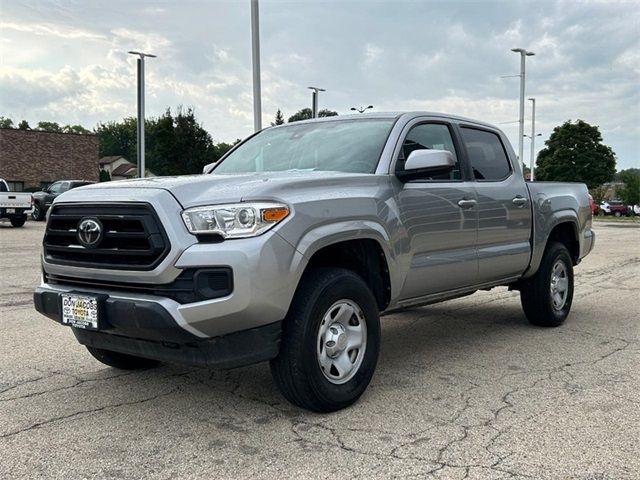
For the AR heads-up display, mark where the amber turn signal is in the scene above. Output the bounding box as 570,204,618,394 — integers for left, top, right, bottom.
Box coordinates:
262,207,289,222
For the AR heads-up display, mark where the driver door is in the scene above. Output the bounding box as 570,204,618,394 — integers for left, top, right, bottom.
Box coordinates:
394,121,478,300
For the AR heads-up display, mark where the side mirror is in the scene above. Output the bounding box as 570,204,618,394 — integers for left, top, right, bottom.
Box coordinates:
397,149,455,182
202,161,218,174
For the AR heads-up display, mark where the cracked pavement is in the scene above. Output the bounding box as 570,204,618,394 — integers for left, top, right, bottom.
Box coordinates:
0,221,638,479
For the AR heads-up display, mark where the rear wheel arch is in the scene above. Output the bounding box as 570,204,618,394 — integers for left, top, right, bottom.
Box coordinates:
546,221,580,265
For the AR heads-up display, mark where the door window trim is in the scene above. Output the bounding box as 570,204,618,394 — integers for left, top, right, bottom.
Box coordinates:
390,119,469,183
458,124,514,183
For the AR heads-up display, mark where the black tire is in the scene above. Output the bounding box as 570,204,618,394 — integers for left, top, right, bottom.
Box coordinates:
614,210,622,217
270,268,380,412
10,216,26,227
85,346,160,370
520,242,574,327
32,203,44,221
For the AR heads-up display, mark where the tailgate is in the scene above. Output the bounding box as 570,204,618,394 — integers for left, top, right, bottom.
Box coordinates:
0,193,32,209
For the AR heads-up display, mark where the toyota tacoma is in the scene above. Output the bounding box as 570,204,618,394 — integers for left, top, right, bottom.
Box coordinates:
34,112,595,412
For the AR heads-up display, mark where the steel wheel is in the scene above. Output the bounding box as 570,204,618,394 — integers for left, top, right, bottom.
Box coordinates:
550,260,569,310
316,299,367,385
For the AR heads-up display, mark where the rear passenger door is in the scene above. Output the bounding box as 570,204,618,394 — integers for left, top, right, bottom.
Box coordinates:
459,125,532,283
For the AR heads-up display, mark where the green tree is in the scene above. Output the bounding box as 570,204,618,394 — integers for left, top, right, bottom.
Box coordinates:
287,108,338,123
617,169,640,205
589,185,607,204
0,116,14,128
535,120,616,189
62,124,91,134
99,169,111,182
271,108,285,126
36,121,62,133
18,120,30,130
95,117,138,163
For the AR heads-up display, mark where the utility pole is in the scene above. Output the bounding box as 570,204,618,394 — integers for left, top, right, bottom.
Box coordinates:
251,0,262,131
511,48,535,173
128,51,156,178
308,86,326,118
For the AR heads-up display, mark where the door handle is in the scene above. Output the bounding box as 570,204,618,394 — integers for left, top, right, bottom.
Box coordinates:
457,199,477,209
512,196,528,207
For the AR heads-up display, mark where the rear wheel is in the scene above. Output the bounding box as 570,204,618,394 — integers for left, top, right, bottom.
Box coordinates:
85,346,160,370
10,216,26,227
270,268,380,412
614,210,622,217
32,203,44,221
520,242,574,327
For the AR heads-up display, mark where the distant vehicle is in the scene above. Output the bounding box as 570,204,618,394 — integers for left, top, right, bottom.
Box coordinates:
0,178,32,227
32,180,94,221
599,200,630,217
588,194,599,216
631,204,640,216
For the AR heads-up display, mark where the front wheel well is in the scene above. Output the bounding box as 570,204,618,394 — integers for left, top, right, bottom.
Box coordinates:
304,239,391,311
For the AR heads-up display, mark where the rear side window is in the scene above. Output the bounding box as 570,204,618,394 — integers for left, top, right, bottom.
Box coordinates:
461,127,511,181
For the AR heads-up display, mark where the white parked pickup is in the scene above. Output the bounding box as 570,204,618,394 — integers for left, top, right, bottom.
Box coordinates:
0,178,32,227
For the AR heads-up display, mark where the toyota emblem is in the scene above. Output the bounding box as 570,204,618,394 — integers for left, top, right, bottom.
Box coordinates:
77,218,103,248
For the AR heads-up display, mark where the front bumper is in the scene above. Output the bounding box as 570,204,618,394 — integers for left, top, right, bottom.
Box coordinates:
33,286,282,369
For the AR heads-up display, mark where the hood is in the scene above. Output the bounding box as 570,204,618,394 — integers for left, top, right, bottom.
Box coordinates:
78,171,384,208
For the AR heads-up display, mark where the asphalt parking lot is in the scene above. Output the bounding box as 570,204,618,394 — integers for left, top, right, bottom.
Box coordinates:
0,220,638,479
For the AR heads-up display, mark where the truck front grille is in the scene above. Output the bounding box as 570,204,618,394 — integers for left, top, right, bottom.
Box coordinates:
43,203,170,270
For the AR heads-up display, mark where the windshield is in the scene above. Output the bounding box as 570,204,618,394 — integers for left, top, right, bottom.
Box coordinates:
213,118,395,174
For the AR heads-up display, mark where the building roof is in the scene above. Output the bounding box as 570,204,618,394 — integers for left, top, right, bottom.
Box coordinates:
99,155,127,165
111,162,137,177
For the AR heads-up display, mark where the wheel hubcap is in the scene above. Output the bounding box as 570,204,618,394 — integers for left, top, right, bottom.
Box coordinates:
550,260,569,310
317,299,367,384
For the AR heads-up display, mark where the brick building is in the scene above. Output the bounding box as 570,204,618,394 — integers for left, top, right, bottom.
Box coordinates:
0,129,99,191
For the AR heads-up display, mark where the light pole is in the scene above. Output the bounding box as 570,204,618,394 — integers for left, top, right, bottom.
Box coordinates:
128,51,156,178
350,105,373,113
511,47,535,173
525,97,541,181
308,86,326,118
251,0,262,131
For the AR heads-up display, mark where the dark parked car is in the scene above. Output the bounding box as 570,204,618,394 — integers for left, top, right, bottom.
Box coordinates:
599,200,630,217
32,180,94,221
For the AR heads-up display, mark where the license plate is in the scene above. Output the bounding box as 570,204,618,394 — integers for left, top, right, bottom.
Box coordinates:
61,294,100,330
6,208,15,213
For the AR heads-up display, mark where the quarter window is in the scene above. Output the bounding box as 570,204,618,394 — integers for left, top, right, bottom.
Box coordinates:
461,127,511,181
397,123,461,180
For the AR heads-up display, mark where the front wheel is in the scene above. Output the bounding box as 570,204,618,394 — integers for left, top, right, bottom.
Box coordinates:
32,203,44,221
85,346,160,370
520,242,574,327
270,268,380,412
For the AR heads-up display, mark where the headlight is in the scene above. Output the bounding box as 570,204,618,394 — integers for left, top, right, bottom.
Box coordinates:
181,202,290,238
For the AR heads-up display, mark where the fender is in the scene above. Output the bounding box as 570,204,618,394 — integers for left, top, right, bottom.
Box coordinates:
282,219,403,303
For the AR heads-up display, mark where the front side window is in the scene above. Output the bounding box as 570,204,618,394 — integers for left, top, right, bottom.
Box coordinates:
48,182,63,194
461,127,511,181
396,123,461,180
214,119,395,175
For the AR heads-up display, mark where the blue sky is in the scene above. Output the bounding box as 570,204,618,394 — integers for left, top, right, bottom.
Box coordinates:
1,0,638,170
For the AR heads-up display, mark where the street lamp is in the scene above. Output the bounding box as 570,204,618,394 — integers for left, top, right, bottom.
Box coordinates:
511,47,535,173
524,97,541,181
251,0,262,132
308,86,326,118
350,105,374,113
128,51,156,178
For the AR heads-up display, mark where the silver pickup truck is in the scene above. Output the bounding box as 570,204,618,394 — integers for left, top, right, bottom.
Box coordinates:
34,112,594,412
